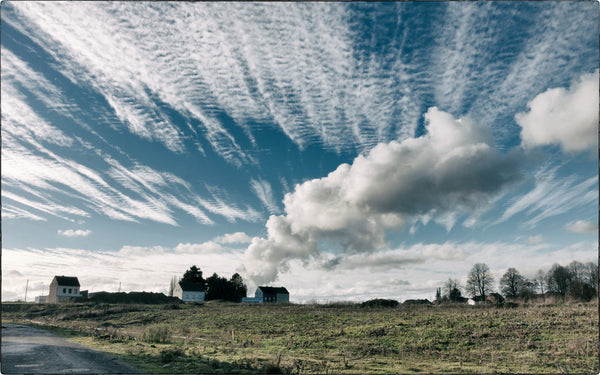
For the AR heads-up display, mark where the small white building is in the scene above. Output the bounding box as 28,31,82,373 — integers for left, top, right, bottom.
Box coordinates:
255,286,289,303
47,276,82,303
173,281,206,302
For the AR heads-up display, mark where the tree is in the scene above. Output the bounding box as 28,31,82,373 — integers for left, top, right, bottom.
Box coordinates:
546,264,571,296
499,268,527,299
533,269,547,295
230,273,247,301
181,265,205,285
466,263,494,300
168,276,178,297
585,262,598,290
443,278,463,301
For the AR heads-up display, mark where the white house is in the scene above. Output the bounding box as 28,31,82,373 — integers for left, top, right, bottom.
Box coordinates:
173,281,206,302
255,286,289,303
47,276,82,303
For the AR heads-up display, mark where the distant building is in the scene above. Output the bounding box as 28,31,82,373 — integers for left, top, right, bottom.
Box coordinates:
173,281,205,302
35,295,47,303
47,276,82,303
255,286,289,303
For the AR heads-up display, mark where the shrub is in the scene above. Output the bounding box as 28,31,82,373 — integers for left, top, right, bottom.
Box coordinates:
143,325,170,343
160,347,183,363
360,299,399,308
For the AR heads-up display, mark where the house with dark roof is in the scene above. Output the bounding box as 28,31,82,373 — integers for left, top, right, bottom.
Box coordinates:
173,281,206,302
47,276,81,303
255,286,289,303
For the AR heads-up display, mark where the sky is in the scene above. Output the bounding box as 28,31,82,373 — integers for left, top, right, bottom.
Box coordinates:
2,1,598,303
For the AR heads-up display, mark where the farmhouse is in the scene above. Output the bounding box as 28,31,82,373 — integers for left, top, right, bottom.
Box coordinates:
173,281,206,302
47,276,82,303
255,286,289,303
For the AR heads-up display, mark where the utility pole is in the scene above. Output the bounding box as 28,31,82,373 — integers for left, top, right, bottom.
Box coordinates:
118,281,121,293
24,280,29,302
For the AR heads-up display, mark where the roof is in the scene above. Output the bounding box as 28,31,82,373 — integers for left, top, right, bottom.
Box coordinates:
178,281,205,292
53,276,80,286
257,286,289,295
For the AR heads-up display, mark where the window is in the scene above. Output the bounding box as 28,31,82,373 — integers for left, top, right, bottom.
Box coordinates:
68,288,72,294
63,288,66,293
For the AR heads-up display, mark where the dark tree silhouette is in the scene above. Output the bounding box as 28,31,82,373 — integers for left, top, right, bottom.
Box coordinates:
181,265,205,286
466,263,494,300
546,264,571,296
499,268,527,299
443,278,463,301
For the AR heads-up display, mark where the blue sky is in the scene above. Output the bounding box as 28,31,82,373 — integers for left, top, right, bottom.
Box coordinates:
2,2,598,302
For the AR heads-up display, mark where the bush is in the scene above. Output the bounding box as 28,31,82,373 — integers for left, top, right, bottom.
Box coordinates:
143,325,170,343
360,299,399,308
160,347,183,363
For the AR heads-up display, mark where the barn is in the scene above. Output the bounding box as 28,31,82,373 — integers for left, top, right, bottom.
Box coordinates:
255,286,289,303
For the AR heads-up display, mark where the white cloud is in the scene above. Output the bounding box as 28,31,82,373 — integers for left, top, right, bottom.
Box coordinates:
497,164,597,228
215,232,252,244
250,179,280,214
174,241,223,254
526,235,544,245
58,229,92,237
566,220,598,234
244,107,522,284
516,71,599,152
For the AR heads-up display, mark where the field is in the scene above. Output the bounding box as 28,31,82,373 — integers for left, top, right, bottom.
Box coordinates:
2,301,598,374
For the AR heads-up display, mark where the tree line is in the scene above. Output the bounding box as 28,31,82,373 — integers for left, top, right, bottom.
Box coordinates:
436,260,598,303
168,265,248,302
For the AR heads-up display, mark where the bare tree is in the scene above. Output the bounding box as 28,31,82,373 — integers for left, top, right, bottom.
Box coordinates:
168,276,178,297
466,263,494,300
443,278,462,301
533,269,547,295
585,262,598,290
500,267,526,299
546,263,571,296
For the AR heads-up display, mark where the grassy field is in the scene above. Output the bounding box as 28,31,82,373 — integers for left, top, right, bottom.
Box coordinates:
2,300,598,374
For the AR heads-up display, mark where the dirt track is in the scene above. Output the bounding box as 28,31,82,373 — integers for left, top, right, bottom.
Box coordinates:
1,323,141,374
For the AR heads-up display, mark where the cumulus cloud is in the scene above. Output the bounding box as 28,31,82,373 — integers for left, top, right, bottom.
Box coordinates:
516,71,599,152
565,220,598,234
243,107,522,284
58,229,92,237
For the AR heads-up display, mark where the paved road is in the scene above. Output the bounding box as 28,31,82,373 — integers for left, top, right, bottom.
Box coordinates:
1,323,141,374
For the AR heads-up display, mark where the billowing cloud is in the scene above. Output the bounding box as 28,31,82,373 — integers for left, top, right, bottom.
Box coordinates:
244,107,522,284
58,229,92,237
565,220,598,234
516,71,599,152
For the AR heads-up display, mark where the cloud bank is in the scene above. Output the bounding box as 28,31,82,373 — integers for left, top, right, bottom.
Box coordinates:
244,108,522,284
516,71,599,152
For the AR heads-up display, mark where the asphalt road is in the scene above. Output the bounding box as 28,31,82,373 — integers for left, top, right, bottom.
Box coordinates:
1,323,141,374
